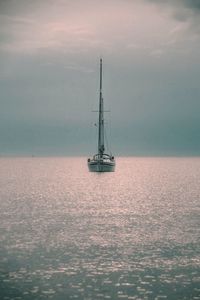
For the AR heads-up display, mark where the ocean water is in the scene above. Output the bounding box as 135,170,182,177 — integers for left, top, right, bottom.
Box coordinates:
0,157,199,300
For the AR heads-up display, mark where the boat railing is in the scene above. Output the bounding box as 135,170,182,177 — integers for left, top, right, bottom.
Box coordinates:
91,153,114,161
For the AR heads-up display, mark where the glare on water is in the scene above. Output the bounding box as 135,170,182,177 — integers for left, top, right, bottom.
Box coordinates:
0,157,200,299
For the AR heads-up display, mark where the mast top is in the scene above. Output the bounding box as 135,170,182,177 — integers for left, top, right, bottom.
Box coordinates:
100,58,102,93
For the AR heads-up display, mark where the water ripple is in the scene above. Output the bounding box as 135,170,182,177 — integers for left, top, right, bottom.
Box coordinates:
0,157,200,299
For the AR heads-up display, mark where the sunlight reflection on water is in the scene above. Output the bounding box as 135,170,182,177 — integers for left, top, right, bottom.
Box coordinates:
0,157,200,299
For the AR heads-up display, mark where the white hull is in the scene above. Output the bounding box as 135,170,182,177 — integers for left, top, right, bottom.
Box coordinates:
88,161,115,172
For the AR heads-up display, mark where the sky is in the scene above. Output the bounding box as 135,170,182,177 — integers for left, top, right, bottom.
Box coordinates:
0,0,200,156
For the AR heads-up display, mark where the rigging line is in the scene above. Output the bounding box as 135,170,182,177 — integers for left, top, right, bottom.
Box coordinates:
105,123,112,156
108,110,112,152
105,128,109,153
107,111,113,155
89,114,98,154
89,120,93,154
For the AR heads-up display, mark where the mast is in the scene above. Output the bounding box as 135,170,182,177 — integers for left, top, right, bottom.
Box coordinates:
98,58,105,157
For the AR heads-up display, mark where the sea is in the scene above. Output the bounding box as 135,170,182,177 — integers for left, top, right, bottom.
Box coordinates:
0,157,199,300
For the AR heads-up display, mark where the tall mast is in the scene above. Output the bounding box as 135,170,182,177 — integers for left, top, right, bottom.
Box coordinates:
98,58,104,157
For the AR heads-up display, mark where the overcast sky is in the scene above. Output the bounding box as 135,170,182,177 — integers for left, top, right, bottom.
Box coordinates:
0,0,200,156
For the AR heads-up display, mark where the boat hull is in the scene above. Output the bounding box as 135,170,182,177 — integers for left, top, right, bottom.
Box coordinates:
88,161,115,172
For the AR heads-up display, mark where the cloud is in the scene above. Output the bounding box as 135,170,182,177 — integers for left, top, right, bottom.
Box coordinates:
182,0,200,11
0,0,181,56
0,12,98,54
144,0,200,33
146,0,200,11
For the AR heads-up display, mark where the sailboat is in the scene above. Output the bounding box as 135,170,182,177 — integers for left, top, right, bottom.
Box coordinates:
87,59,116,172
